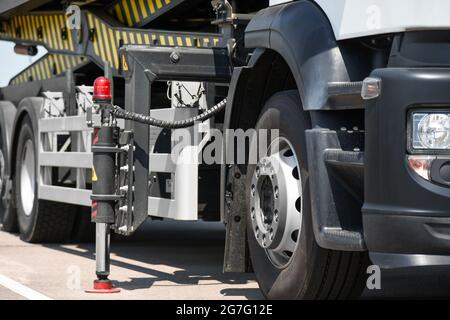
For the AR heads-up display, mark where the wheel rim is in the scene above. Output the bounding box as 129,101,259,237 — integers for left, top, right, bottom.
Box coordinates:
0,149,4,199
20,140,35,216
250,137,303,268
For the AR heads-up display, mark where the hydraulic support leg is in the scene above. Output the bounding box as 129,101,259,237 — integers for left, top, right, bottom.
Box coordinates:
86,77,121,294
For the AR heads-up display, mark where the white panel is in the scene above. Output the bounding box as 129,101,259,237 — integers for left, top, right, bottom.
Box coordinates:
39,115,96,132
39,152,92,168
270,0,292,6
39,115,123,132
38,185,91,206
149,153,176,173
147,146,199,221
315,0,450,40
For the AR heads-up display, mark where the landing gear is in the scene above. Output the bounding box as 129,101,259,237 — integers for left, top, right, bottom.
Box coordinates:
85,77,121,294
85,224,120,293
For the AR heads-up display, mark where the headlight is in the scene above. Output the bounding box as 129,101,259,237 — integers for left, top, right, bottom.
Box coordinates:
411,112,450,150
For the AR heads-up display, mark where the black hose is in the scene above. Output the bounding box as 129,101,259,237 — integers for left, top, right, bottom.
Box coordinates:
112,98,227,129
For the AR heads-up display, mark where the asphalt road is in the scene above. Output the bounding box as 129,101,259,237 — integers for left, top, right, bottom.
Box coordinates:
0,220,261,300
0,220,450,300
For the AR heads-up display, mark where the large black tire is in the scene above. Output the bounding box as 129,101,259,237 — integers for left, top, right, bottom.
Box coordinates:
246,90,369,300
15,117,75,243
0,124,18,232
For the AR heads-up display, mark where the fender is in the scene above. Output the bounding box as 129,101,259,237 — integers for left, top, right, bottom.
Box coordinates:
222,1,364,270
245,0,351,111
10,97,44,178
0,101,17,177
222,1,354,224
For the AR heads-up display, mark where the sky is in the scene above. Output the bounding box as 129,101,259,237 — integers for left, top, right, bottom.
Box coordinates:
0,40,47,87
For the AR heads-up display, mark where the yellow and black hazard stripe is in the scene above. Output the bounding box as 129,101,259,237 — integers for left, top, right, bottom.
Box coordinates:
86,12,222,71
0,11,223,79
10,54,87,85
0,13,75,52
109,0,183,27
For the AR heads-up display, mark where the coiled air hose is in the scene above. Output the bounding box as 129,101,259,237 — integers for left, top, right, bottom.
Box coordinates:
112,98,227,129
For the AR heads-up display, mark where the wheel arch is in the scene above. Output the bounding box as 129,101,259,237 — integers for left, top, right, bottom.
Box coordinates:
221,1,355,272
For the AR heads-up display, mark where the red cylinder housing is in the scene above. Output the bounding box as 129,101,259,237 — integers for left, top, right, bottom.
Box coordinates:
93,76,112,102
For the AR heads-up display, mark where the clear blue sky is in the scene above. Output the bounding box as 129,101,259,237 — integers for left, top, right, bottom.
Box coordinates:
0,41,47,87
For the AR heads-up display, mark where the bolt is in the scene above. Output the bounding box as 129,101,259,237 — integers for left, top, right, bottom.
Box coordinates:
274,186,279,199
251,184,255,197
170,51,180,63
234,215,241,223
234,172,241,179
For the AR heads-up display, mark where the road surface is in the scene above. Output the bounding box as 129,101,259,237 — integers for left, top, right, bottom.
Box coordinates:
0,220,450,300
0,220,261,300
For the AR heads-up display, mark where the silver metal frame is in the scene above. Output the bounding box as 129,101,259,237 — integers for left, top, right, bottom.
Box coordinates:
36,83,209,221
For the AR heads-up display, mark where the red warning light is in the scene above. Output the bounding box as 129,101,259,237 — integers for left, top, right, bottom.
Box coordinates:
93,76,112,102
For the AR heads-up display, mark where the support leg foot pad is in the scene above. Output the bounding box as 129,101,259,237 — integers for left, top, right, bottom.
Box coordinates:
85,280,120,294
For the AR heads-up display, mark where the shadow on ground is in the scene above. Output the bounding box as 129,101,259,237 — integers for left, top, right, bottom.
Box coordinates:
43,220,263,300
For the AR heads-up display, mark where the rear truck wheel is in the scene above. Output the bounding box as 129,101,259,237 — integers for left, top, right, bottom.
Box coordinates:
15,116,76,243
246,90,369,300
0,124,17,232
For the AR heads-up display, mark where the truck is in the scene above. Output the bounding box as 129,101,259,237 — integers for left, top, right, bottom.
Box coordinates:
0,0,450,299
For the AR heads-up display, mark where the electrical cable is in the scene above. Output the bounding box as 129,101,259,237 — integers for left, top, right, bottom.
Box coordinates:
112,98,227,129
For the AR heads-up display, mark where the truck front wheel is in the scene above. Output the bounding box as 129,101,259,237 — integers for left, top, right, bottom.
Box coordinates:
246,90,368,299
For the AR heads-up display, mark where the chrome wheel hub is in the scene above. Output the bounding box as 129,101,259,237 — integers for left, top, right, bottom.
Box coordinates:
250,137,302,268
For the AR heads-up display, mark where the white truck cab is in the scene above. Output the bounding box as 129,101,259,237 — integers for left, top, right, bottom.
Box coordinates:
271,0,450,40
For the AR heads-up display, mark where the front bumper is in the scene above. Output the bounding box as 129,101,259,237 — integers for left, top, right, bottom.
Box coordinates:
363,68,450,255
